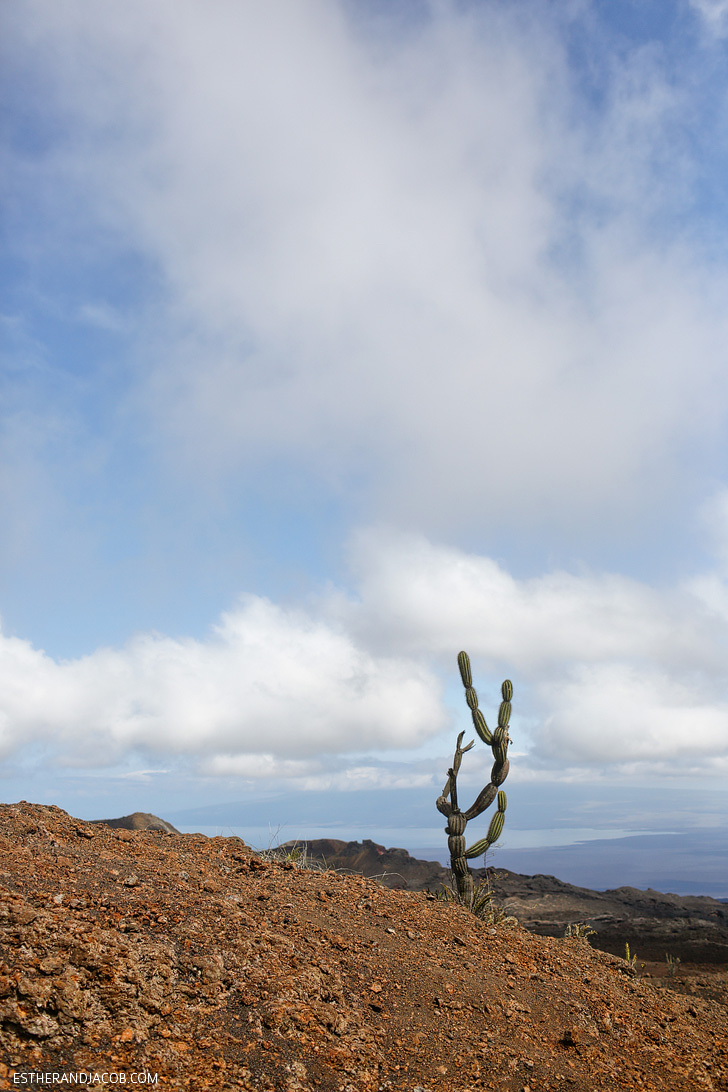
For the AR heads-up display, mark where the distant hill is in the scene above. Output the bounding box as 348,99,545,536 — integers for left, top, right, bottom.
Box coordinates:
90,811,180,834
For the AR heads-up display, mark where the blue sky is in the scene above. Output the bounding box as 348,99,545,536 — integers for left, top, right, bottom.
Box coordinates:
2,0,728,896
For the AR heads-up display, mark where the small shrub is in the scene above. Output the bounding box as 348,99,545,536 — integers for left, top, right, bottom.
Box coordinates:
430,875,518,927
624,942,646,978
564,921,597,942
665,952,681,978
251,831,329,873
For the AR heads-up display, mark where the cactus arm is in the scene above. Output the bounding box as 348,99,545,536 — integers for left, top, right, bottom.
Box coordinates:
436,794,452,817
463,838,491,858
452,731,475,778
448,768,459,811
442,730,475,814
463,783,498,821
485,808,505,844
498,700,512,726
491,758,509,786
457,651,472,687
464,792,507,858
437,767,454,815
471,708,492,744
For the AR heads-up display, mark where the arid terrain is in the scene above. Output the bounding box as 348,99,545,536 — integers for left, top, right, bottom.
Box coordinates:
1,802,727,1091
283,838,728,963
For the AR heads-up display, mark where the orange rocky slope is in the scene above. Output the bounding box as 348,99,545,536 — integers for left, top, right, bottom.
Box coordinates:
0,801,726,1091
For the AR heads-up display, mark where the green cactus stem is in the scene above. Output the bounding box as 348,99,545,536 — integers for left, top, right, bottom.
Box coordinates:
457,651,472,688
471,708,492,745
437,651,513,910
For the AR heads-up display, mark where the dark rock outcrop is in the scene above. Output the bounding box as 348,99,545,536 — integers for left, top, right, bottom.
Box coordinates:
282,837,447,891
91,811,180,834
282,837,728,964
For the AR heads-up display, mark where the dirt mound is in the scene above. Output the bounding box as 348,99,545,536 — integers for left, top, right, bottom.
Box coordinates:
1,802,726,1091
285,838,728,963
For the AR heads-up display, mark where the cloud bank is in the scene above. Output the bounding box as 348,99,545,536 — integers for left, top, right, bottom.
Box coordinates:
2,527,727,783
0,592,443,770
4,0,728,549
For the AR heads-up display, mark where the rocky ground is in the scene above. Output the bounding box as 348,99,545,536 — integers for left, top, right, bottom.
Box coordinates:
284,838,728,964
1,802,727,1091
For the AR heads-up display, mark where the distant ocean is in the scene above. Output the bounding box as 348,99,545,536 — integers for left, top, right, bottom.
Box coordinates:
165,783,727,900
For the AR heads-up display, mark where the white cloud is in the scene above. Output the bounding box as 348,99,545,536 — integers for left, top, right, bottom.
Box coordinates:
337,527,725,671
325,527,728,774
690,0,728,36
2,528,727,783
6,1,728,542
201,755,435,792
537,661,728,764
695,488,728,574
0,594,445,769
76,303,127,334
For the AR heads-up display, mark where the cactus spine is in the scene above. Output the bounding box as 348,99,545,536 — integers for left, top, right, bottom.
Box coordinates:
436,651,513,910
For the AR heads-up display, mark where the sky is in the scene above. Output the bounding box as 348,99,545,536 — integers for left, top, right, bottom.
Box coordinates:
2,0,728,896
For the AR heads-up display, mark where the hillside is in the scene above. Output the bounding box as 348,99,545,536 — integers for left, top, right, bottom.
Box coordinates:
281,838,728,963
0,802,726,1091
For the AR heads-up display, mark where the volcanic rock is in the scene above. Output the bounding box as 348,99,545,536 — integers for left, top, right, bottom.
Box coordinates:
90,811,180,834
282,837,728,963
1,802,727,1092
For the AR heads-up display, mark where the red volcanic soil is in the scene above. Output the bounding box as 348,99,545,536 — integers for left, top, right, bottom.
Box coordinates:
1,802,726,1091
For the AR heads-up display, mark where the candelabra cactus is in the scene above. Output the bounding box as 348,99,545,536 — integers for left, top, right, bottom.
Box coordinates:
436,651,513,910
